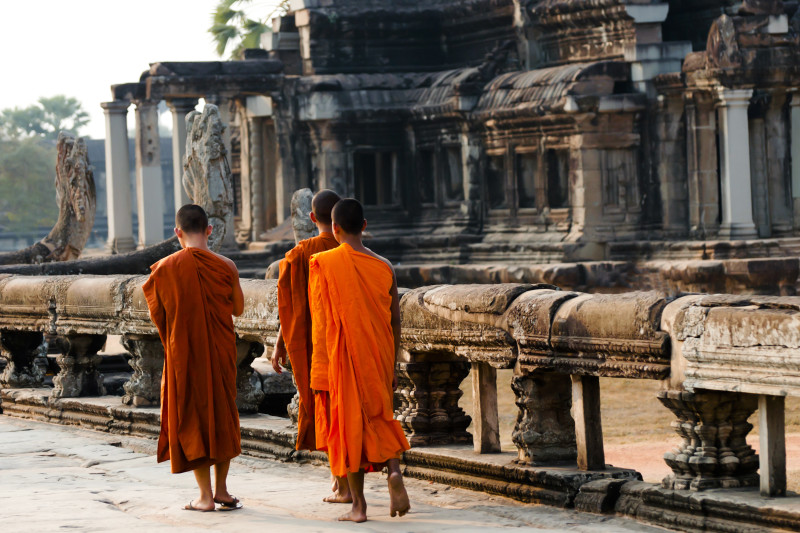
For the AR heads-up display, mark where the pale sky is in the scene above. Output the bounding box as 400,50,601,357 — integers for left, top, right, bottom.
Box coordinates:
0,0,282,139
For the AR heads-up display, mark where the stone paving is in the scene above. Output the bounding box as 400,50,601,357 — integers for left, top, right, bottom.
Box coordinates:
0,416,672,532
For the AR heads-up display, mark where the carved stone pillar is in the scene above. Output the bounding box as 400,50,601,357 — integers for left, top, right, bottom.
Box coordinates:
716,88,758,240
121,334,164,407
52,334,107,398
236,339,265,413
686,93,720,238
248,116,265,241
0,330,46,388
101,100,135,253
511,370,577,465
395,360,471,446
658,390,759,491
134,100,165,248
166,98,198,212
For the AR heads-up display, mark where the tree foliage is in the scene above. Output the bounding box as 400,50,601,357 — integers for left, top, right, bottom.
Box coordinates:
0,95,89,140
209,0,290,59
0,137,59,233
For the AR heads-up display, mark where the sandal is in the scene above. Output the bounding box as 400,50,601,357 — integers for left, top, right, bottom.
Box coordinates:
214,495,243,511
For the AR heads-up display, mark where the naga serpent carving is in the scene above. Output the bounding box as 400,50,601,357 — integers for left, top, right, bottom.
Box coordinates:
0,133,96,266
0,105,234,275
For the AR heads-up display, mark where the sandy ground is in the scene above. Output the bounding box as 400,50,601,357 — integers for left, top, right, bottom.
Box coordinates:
0,416,673,533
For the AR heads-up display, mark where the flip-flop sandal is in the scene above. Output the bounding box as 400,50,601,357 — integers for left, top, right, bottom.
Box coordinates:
184,501,215,512
215,496,243,511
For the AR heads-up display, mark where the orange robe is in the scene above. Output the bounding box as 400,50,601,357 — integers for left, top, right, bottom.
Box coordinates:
309,243,410,477
143,248,241,474
277,232,340,451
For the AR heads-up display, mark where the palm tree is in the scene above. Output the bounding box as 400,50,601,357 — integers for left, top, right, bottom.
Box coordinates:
209,0,290,60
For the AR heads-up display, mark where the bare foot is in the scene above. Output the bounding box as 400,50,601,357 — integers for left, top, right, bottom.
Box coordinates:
388,471,410,517
323,491,353,504
338,509,367,523
184,498,215,512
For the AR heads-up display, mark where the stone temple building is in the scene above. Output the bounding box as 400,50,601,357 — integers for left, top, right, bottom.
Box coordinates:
101,0,800,267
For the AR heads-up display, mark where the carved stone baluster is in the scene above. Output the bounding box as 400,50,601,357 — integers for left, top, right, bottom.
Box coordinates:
442,361,471,444
511,369,577,465
395,362,431,446
393,359,471,446
236,339,265,413
121,334,164,407
0,330,46,388
52,334,107,398
657,390,758,491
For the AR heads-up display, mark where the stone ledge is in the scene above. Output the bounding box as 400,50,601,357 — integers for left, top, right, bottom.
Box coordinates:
615,481,800,533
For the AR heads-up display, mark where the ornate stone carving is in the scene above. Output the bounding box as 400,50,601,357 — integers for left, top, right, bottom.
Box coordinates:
658,390,759,491
0,133,96,265
236,339,265,413
183,104,234,252
0,330,46,388
511,370,577,465
290,188,316,243
395,359,471,446
52,334,107,398
121,334,164,407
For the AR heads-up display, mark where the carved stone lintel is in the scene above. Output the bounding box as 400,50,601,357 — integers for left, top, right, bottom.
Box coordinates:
512,370,577,465
52,334,107,398
236,339,265,413
658,390,759,491
0,330,46,388
121,334,164,407
395,360,472,446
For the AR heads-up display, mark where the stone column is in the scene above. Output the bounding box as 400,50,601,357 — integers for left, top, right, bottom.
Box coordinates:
121,334,164,407
0,330,46,388
686,93,720,238
765,91,793,236
248,116,265,241
166,99,197,212
134,100,165,248
716,88,758,240
51,334,107,398
471,362,501,453
511,369,577,465
101,101,135,253
789,90,800,229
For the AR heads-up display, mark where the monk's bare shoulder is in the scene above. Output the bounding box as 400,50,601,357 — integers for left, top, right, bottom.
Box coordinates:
363,247,395,274
211,251,240,276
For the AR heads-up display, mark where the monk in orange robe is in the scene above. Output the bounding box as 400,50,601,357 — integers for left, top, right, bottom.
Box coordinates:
270,189,351,502
143,204,245,512
309,198,411,522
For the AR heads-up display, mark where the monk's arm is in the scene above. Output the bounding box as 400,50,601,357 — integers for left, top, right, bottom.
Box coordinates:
271,326,287,373
228,262,245,316
390,272,401,389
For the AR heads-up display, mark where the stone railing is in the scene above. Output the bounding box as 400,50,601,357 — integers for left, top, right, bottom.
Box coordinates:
0,274,797,499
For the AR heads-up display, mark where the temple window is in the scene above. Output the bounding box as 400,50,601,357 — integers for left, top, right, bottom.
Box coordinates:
487,154,507,209
418,148,436,204
601,149,636,210
547,149,569,208
515,152,537,209
442,145,464,202
354,151,396,206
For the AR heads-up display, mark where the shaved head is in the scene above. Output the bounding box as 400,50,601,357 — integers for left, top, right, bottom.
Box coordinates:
176,204,208,234
332,198,364,235
312,189,341,225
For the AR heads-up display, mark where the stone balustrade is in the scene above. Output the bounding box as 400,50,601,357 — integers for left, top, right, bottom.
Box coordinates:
1,274,798,500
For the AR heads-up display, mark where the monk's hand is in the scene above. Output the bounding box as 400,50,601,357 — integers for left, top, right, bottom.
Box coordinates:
271,344,287,374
